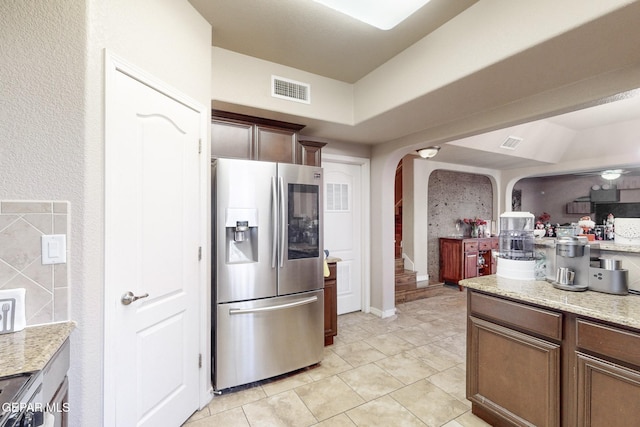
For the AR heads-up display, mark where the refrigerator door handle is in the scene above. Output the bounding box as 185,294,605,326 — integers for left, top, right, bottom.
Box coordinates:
228,296,318,315
279,176,286,267
271,176,278,269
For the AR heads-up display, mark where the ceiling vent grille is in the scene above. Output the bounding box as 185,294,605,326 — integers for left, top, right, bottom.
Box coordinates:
272,76,310,104
500,136,523,150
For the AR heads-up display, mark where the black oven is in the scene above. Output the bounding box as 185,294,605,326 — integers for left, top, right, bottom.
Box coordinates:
0,372,44,427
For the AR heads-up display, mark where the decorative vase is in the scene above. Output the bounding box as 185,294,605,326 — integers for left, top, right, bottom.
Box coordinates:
471,224,479,238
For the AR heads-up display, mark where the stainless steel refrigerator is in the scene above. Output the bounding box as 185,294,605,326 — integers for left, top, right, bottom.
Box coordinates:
212,158,324,391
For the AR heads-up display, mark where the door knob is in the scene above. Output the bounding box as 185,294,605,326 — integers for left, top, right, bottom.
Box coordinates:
121,291,149,305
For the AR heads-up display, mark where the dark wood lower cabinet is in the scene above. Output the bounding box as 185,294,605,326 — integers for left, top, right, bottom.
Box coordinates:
467,290,640,427
468,316,560,427
576,353,640,426
440,238,498,288
324,262,337,346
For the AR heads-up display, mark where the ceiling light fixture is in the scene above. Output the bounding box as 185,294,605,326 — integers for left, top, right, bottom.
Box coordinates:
601,170,622,180
312,0,432,30
417,146,440,159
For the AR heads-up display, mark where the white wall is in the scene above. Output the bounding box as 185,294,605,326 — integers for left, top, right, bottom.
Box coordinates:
212,47,354,125
1,1,211,425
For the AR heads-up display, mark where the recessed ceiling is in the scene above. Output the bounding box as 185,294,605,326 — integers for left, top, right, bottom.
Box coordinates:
189,0,478,83
190,0,640,171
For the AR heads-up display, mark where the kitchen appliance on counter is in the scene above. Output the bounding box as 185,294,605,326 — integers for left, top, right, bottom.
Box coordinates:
546,237,630,294
589,257,629,295
211,158,324,391
550,236,590,291
496,212,536,280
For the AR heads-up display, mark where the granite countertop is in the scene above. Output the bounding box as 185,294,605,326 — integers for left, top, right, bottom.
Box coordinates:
326,256,342,263
0,321,75,377
460,275,640,330
534,237,640,254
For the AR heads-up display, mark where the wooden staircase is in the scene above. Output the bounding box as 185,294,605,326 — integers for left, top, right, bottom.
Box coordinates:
394,258,445,304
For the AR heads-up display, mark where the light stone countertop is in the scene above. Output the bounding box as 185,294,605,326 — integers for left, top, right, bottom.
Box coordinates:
0,321,75,377
534,237,640,253
459,275,640,330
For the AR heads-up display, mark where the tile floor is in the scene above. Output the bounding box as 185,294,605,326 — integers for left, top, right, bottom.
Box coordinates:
184,286,491,426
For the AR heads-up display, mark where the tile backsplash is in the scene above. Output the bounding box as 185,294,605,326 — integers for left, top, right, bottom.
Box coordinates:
0,201,69,325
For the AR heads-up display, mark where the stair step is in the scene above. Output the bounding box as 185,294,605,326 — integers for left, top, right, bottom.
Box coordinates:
395,283,446,304
395,258,405,273
395,271,417,286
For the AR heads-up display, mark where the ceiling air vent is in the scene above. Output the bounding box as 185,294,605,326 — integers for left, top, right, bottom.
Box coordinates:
271,76,310,104
500,136,523,150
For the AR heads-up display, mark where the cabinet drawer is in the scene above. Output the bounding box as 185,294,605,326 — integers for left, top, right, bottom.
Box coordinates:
464,242,478,252
479,240,491,251
469,292,563,340
576,319,640,367
491,238,499,249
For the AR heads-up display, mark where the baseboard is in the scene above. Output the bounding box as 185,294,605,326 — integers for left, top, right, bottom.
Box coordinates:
369,306,397,318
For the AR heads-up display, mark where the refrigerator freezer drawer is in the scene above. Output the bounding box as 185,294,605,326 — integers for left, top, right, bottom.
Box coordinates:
214,290,324,391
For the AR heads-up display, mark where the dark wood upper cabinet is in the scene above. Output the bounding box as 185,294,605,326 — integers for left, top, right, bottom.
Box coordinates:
211,110,325,166
211,116,254,160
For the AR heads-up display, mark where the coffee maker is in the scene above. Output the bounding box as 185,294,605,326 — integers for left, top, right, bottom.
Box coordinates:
552,236,590,291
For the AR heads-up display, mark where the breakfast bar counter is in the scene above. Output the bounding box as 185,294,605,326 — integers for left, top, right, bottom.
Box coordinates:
459,274,640,329
460,275,640,427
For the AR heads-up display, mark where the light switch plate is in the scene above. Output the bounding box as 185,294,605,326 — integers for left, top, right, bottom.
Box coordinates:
41,234,67,265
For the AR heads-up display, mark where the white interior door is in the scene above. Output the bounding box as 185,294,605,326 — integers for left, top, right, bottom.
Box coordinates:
105,57,202,427
323,161,363,314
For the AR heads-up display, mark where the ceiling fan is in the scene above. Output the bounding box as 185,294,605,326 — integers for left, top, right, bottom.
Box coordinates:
575,168,631,181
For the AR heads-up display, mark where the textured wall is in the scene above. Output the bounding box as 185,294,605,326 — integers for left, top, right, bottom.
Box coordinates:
0,0,212,425
427,170,493,280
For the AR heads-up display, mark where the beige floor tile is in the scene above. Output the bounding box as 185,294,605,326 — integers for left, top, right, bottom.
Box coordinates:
357,316,406,335
295,376,365,421
185,407,249,426
391,380,469,427
443,411,493,427
314,413,357,426
346,395,427,426
261,371,314,396
375,352,437,385
394,325,438,347
428,365,467,402
332,341,387,367
338,363,404,401
207,386,267,415
243,390,317,427
407,342,464,372
307,350,353,381
338,311,375,327
431,333,467,357
335,324,377,344
184,407,210,424
364,332,415,356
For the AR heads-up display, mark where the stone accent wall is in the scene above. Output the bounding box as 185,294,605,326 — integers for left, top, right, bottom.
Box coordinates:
0,201,69,325
427,170,493,280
